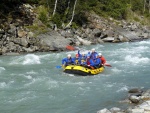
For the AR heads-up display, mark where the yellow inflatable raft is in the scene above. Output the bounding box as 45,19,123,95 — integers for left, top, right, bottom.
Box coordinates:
63,65,104,76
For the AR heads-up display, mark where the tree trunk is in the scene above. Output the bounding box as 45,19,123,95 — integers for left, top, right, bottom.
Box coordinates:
149,0,150,13
47,0,50,16
143,0,146,13
53,0,58,16
65,0,77,28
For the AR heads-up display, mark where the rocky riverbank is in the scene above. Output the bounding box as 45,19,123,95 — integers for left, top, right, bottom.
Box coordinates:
0,4,150,55
97,88,150,113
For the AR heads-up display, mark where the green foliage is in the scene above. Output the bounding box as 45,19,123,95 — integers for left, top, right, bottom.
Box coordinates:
130,0,143,13
71,22,79,29
25,23,48,37
51,13,62,28
24,0,39,4
73,11,88,26
2,0,149,28
37,6,48,24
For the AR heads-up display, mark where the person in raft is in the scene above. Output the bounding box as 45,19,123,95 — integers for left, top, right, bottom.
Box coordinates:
62,54,75,67
98,53,106,65
77,50,87,65
93,54,102,68
85,54,95,69
90,48,98,60
73,54,80,65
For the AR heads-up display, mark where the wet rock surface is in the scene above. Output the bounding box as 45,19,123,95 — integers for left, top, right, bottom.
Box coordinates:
97,89,150,113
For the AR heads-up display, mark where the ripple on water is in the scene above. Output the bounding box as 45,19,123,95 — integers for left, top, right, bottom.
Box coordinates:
111,67,122,74
9,54,41,65
125,55,150,65
0,67,5,73
0,82,7,88
116,85,129,93
23,54,41,65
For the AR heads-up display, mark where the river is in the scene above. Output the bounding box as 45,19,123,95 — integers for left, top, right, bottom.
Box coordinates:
0,40,150,113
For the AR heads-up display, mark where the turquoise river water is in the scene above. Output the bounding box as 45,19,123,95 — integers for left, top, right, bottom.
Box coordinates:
0,40,150,113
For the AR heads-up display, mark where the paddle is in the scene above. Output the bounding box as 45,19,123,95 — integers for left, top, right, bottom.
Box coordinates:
104,63,112,67
56,65,62,68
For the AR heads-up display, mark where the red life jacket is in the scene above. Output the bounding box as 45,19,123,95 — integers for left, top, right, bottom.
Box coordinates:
100,56,106,64
86,58,90,65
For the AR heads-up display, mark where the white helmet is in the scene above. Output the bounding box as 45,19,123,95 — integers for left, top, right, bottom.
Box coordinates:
82,52,86,55
67,54,71,57
91,48,95,51
98,53,102,56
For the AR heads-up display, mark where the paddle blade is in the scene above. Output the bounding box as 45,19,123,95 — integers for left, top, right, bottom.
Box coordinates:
66,45,75,51
56,65,62,68
104,63,112,67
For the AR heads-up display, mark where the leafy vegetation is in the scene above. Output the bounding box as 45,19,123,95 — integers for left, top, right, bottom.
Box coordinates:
0,0,150,28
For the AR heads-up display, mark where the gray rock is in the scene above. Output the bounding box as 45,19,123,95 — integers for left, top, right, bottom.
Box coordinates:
118,35,129,42
2,47,8,53
17,30,27,38
102,37,115,42
37,31,71,51
93,28,102,37
128,88,143,94
116,27,141,41
97,108,111,113
4,52,20,56
7,24,16,35
60,30,73,38
128,108,144,113
0,29,5,34
138,101,150,111
110,107,121,113
22,47,34,52
141,90,150,100
28,31,34,38
129,95,140,104
13,38,28,47
76,36,92,45
0,34,3,38
97,38,104,43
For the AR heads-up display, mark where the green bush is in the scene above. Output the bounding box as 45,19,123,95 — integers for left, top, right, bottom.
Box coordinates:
37,6,48,24
51,13,62,28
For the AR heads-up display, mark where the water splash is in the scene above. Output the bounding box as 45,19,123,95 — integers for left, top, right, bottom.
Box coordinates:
125,55,150,64
116,85,129,93
111,67,122,73
0,67,5,73
23,54,41,65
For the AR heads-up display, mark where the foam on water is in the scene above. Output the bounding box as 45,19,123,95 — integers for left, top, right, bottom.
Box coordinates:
125,55,150,64
8,95,37,104
116,85,129,93
24,78,40,87
26,70,37,75
0,80,14,89
111,67,122,74
0,82,7,88
9,54,41,65
134,46,149,50
24,75,32,80
0,67,5,73
138,40,150,45
23,54,41,65
46,79,59,89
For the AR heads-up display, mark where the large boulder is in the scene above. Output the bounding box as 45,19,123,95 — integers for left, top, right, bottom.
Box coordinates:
97,108,111,113
102,37,115,42
37,31,71,51
76,36,92,45
13,38,28,47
